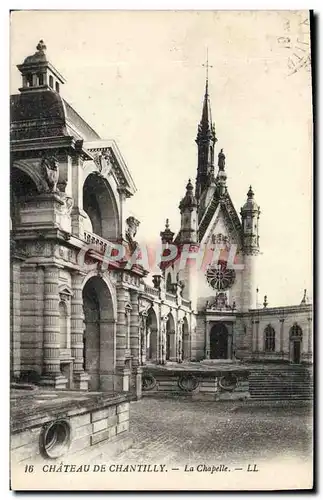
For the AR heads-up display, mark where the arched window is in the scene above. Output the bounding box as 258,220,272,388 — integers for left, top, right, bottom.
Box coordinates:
290,324,303,339
264,325,275,352
166,273,173,293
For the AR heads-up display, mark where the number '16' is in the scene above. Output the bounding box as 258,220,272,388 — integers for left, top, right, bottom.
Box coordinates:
24,465,34,473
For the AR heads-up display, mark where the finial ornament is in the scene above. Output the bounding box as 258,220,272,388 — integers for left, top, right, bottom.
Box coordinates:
218,148,226,170
202,47,213,95
301,289,308,305
36,40,47,52
186,179,193,190
247,185,254,198
165,218,169,229
263,295,268,308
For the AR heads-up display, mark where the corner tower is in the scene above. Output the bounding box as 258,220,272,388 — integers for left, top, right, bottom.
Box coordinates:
240,186,261,311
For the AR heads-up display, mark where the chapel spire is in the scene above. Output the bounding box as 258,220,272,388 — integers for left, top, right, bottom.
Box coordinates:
195,51,217,201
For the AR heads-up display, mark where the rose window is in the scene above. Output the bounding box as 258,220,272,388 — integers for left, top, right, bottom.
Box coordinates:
206,260,236,291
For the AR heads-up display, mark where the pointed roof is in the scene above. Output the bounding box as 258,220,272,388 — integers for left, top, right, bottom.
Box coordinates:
197,78,216,140
179,179,198,211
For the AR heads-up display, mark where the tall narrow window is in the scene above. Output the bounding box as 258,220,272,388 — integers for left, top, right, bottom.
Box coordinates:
59,301,68,349
264,325,275,352
49,75,54,88
166,273,172,293
55,81,60,93
38,73,44,85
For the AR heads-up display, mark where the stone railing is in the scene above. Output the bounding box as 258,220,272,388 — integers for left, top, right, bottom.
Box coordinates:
83,231,108,254
165,292,177,304
144,284,159,298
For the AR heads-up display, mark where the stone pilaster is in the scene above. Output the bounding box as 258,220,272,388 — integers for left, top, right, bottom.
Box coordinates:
279,318,285,358
177,320,183,363
140,313,148,365
129,290,140,366
40,265,67,388
256,320,260,353
115,286,131,392
10,256,23,379
307,316,312,361
129,290,142,399
71,271,89,389
205,320,210,359
116,286,128,366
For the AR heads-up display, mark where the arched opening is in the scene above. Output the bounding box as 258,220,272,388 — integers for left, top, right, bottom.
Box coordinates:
264,325,276,352
210,323,228,360
146,307,158,362
290,324,303,364
83,173,119,241
10,167,38,230
182,316,190,361
166,313,176,361
166,273,172,293
82,276,115,391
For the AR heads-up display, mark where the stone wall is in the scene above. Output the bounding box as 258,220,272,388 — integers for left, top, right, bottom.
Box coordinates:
11,394,131,466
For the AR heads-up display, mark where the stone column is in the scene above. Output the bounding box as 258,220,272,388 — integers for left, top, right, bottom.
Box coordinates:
130,290,140,366
71,271,89,389
160,316,167,364
71,155,86,238
205,320,210,359
251,320,257,353
115,285,131,391
140,313,148,365
227,327,233,359
41,266,67,388
255,320,260,358
130,290,142,400
177,320,183,363
307,316,312,362
10,254,24,379
279,318,285,360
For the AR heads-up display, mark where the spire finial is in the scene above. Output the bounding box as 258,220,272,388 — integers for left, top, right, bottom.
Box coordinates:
36,40,47,52
202,47,212,95
165,218,169,229
247,185,254,198
301,288,308,305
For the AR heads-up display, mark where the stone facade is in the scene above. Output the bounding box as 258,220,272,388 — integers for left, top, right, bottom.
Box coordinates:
10,41,313,404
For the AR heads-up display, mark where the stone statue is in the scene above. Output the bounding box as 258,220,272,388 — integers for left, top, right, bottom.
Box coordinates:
42,156,59,192
218,148,226,170
95,151,111,175
125,216,140,253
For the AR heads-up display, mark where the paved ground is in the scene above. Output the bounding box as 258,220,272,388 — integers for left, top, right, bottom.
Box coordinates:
116,398,313,467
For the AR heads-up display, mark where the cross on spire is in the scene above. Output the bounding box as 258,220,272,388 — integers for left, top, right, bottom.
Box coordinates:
202,48,213,93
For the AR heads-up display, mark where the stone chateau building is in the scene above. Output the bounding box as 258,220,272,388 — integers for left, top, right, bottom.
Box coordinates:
10,41,313,395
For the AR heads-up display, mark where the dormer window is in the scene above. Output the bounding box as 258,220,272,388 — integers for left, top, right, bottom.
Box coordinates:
49,75,53,88
55,81,60,93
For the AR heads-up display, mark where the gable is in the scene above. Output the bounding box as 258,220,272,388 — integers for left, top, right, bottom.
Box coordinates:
199,191,242,246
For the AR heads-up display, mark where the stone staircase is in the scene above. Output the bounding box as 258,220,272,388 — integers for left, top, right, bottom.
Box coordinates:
249,365,313,401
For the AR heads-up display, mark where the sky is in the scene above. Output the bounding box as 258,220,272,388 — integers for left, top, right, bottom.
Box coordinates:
10,10,313,306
